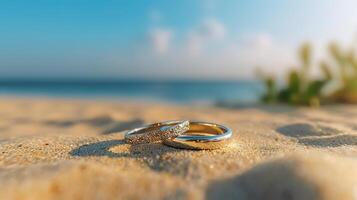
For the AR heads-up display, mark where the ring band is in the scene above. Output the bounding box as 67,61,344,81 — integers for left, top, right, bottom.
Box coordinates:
163,121,232,150
125,120,189,144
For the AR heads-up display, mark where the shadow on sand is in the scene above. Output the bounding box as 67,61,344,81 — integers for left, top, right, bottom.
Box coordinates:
69,139,181,172
44,116,144,134
205,158,317,200
9,115,145,135
276,123,357,148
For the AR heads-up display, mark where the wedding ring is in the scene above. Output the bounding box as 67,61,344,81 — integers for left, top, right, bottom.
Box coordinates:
163,121,232,150
125,120,189,144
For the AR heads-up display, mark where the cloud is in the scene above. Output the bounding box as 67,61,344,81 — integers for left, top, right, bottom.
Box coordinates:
187,19,226,55
114,31,294,79
198,19,226,39
149,19,226,56
187,33,204,56
113,17,294,79
149,28,173,54
239,33,273,49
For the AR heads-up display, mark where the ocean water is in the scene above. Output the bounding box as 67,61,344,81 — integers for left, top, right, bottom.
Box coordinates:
0,80,263,104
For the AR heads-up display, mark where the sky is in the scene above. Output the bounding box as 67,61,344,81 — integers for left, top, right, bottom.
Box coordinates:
0,0,357,80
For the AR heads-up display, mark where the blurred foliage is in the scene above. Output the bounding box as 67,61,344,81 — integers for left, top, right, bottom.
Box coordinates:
259,41,357,106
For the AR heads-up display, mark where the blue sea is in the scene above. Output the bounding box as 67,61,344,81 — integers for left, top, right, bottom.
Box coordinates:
0,80,263,104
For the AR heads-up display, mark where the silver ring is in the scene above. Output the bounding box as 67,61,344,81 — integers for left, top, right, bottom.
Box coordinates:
163,121,232,150
125,120,189,144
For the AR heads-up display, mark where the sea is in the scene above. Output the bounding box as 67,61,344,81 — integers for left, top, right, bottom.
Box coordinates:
0,80,263,104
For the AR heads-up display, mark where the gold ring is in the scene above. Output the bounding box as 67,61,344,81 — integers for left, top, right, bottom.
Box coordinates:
163,121,232,150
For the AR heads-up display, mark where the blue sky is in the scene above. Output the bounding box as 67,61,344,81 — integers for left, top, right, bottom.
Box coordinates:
0,0,357,80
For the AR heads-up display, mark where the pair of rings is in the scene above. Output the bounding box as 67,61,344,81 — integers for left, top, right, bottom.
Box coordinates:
125,120,232,150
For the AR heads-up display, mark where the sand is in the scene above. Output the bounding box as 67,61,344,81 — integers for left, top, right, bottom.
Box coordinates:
0,98,356,200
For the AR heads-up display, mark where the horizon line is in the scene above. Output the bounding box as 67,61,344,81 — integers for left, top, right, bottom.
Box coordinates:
0,78,259,83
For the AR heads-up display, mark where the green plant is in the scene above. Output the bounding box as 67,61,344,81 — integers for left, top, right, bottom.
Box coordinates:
260,43,331,106
325,43,357,103
259,40,357,106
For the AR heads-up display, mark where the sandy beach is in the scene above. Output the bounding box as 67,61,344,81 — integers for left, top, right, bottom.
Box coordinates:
0,98,357,199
